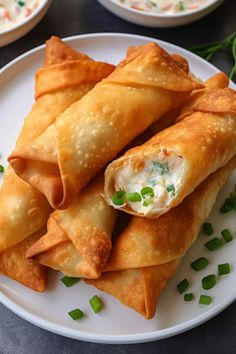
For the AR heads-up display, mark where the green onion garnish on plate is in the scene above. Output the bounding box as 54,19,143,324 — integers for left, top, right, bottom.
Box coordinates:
126,192,141,202
89,295,103,313
184,293,194,301
220,186,236,213
205,237,224,251
191,257,209,271
112,190,126,206
218,263,231,276
202,222,214,235
221,229,233,243
0,165,4,173
199,294,212,305
61,276,80,287
143,197,153,207
202,274,216,290
68,308,84,320
177,278,189,294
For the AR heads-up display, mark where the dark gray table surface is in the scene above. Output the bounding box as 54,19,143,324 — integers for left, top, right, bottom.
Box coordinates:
0,0,236,353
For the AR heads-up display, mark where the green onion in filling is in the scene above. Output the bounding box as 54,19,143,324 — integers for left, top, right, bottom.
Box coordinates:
205,237,224,251
166,184,175,196
191,257,209,271
199,294,212,305
218,263,231,275
112,190,126,206
202,222,214,235
68,308,84,320
126,192,142,202
201,274,216,290
221,229,233,243
177,278,189,294
61,276,80,287
89,295,103,313
184,293,194,301
152,161,169,175
141,186,154,198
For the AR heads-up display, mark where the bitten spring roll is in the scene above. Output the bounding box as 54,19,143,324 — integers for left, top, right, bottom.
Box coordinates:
9,42,202,210
86,155,236,318
104,87,236,218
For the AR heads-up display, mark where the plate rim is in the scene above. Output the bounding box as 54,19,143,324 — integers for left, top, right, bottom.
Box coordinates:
0,32,236,344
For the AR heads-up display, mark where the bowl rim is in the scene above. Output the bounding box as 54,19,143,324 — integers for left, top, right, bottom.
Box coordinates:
0,0,50,36
106,0,222,18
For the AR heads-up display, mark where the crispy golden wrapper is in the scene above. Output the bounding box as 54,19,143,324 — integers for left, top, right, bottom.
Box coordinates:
9,42,202,210
87,156,236,318
104,85,236,218
26,176,118,278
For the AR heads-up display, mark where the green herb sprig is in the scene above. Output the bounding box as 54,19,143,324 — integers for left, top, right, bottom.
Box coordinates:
190,31,236,81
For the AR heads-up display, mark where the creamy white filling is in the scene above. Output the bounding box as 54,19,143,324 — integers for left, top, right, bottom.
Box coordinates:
113,150,185,216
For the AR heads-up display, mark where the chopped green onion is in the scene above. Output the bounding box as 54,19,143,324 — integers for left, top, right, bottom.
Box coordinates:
89,295,103,313
68,308,84,320
205,237,224,251
202,222,214,235
191,257,209,271
143,197,153,207
199,294,212,305
190,31,236,81
218,263,231,275
220,186,236,213
0,165,4,173
202,274,216,290
152,161,169,175
126,192,141,203
221,229,233,243
179,1,185,11
61,276,80,287
184,293,194,301
220,201,234,213
112,190,126,206
18,0,25,6
141,186,154,199
177,278,189,294
166,184,175,196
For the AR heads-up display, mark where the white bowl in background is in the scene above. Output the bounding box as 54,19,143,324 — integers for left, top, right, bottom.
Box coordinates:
98,0,224,27
0,0,52,47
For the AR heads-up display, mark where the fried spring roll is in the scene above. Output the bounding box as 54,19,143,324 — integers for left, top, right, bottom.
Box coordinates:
9,42,202,210
26,176,118,279
0,228,47,291
0,37,114,290
104,87,236,218
86,155,236,318
0,37,114,253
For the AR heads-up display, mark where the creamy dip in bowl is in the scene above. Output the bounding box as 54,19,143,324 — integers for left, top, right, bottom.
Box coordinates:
117,0,208,14
0,0,51,46
98,0,224,27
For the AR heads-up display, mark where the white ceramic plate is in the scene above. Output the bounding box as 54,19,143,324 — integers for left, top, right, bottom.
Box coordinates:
0,33,236,344
98,0,224,27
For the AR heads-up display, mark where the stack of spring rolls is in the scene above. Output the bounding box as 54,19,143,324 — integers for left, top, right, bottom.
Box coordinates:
1,36,236,319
